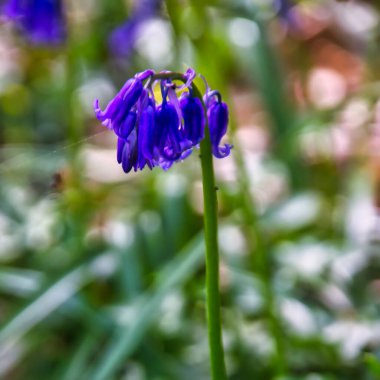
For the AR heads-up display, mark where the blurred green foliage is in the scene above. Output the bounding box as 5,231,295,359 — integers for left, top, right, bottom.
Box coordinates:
1,0,380,379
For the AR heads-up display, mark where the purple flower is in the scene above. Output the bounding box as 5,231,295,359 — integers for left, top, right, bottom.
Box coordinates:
94,69,232,174
109,0,162,57
274,0,299,31
205,91,232,159
138,97,155,162
3,0,66,45
180,92,205,145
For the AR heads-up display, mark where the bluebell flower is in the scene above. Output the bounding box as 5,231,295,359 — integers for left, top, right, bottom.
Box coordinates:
109,0,162,58
138,96,156,163
205,91,232,159
94,70,153,130
117,132,137,174
180,91,205,145
3,0,66,45
94,69,232,174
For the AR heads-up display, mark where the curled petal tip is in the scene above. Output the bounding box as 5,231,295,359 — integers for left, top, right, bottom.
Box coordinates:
94,99,113,129
213,144,233,159
93,98,104,119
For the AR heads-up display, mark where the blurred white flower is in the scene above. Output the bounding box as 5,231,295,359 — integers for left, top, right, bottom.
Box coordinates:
266,192,321,231
277,239,337,279
25,199,57,250
280,298,317,336
323,320,380,360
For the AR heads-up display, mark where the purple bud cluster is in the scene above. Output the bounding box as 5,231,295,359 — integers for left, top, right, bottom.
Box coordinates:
94,68,232,173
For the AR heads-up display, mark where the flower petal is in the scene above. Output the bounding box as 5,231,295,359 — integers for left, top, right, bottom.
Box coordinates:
207,101,232,158
139,103,155,160
155,102,185,160
180,93,205,144
94,78,143,130
121,131,138,173
114,110,137,140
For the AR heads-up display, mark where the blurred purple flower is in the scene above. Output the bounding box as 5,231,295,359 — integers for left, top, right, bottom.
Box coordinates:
3,0,66,45
94,69,232,173
109,0,162,57
274,0,299,31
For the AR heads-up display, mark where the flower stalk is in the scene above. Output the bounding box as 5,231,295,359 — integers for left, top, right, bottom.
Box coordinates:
154,74,228,379
94,70,230,379
199,110,228,380
189,83,227,380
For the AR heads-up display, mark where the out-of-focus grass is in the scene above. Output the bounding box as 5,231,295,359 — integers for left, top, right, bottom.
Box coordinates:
1,0,380,379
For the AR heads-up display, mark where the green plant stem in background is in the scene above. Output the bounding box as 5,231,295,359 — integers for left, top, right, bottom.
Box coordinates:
230,115,286,377
199,124,228,380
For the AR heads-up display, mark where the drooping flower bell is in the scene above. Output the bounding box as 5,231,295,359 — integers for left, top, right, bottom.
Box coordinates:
205,91,232,159
94,68,232,174
3,0,66,45
180,90,205,145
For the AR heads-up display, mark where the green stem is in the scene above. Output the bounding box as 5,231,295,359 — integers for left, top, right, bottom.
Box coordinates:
191,82,228,380
199,124,228,380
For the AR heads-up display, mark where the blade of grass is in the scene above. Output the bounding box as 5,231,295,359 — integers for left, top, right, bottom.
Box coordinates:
88,233,204,380
0,253,116,350
0,268,111,333
0,268,43,297
59,333,101,380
